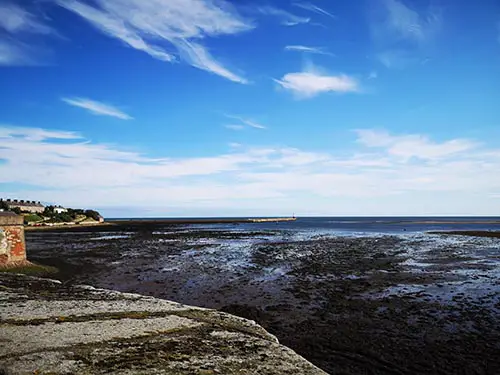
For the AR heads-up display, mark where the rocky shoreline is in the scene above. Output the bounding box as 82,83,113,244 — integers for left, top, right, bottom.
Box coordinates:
428,230,500,238
0,272,326,374
21,225,500,374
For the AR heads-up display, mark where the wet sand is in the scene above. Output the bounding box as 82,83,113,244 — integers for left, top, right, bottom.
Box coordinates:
24,225,500,374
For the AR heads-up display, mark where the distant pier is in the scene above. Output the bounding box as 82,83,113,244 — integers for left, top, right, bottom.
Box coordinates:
248,217,297,223
106,217,298,225
26,217,298,232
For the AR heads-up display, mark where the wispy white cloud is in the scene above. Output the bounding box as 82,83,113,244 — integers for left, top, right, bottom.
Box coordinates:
176,39,249,84
62,97,133,120
275,71,359,98
355,129,477,160
293,2,336,19
368,71,378,79
242,119,266,130
0,3,54,65
224,124,245,131
284,45,332,55
224,114,266,130
0,125,301,193
2,125,500,215
376,0,441,43
0,126,80,141
0,39,29,65
256,6,310,26
376,50,415,68
0,3,53,34
370,0,441,68
56,0,252,83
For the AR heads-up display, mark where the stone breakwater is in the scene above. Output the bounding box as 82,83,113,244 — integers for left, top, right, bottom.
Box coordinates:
248,217,296,223
0,273,327,375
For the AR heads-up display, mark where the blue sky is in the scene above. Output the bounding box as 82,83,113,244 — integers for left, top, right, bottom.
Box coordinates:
1,0,499,217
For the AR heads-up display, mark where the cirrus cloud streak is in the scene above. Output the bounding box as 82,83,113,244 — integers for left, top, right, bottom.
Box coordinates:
62,97,133,120
56,0,252,83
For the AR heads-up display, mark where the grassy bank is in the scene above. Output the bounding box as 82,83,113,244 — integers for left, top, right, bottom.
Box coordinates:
0,262,59,277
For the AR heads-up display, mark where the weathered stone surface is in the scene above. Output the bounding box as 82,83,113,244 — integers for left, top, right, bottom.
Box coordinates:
0,273,327,375
0,213,26,267
0,213,23,226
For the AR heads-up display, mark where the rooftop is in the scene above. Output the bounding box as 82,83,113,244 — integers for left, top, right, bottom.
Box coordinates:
1,199,44,207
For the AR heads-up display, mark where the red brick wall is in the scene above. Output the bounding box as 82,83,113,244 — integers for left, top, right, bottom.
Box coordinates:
0,225,26,265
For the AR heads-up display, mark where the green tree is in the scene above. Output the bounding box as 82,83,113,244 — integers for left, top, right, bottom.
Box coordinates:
24,214,43,224
84,209,101,221
0,200,9,211
66,208,77,219
58,212,73,222
43,206,55,217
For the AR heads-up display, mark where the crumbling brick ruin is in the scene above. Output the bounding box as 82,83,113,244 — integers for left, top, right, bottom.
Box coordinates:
0,212,26,267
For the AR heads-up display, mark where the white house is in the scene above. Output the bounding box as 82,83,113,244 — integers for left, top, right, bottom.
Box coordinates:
54,206,68,214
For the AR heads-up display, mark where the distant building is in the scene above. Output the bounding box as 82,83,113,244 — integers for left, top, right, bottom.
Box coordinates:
1,199,45,214
54,206,68,214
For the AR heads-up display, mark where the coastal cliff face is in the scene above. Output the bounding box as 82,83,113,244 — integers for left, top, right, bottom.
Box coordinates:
0,273,327,375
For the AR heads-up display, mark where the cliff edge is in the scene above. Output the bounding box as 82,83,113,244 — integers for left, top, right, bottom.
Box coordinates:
0,273,327,375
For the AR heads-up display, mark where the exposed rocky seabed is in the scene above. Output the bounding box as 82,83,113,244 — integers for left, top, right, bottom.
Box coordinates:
25,225,500,374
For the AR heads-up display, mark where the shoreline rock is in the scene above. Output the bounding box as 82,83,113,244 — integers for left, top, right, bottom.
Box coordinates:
0,272,327,375
428,230,500,238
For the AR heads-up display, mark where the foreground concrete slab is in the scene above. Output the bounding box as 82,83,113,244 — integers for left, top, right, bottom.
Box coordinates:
0,273,327,375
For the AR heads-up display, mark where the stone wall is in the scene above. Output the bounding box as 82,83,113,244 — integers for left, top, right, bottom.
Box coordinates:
0,212,26,266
